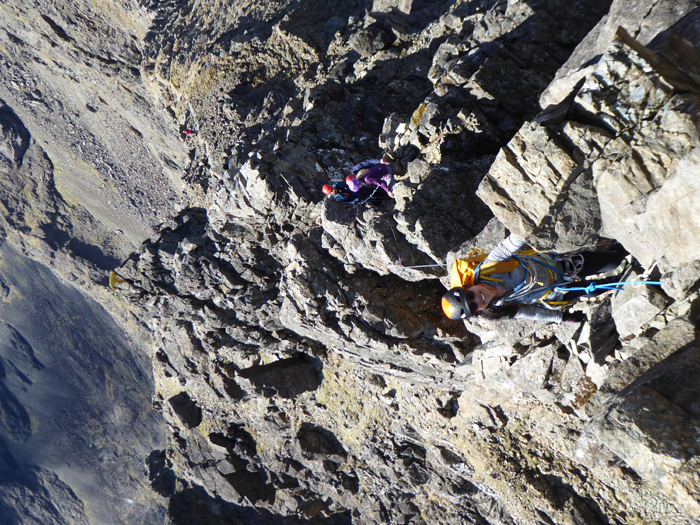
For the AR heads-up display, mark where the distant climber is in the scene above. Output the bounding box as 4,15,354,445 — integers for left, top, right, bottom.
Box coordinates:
322,181,385,205
346,158,394,198
441,233,628,324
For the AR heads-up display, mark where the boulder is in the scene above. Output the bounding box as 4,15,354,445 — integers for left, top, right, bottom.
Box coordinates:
619,145,700,271
661,260,700,301
479,30,700,269
475,120,585,250
505,343,556,393
393,156,495,264
593,333,700,519
598,318,697,397
348,26,396,58
611,278,671,338
540,0,700,108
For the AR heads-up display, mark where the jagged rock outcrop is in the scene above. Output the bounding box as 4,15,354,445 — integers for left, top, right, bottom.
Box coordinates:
1,0,700,524
473,1,700,520
478,19,700,308
540,0,700,108
111,1,700,524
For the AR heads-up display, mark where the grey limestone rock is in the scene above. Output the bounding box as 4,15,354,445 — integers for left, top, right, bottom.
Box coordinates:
593,333,700,519
349,26,396,57
597,318,698,399
2,0,700,524
478,30,700,274
661,260,700,301
611,277,671,338
540,0,700,109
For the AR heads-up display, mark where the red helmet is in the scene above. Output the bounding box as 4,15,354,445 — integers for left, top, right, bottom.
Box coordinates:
345,174,356,185
322,184,333,195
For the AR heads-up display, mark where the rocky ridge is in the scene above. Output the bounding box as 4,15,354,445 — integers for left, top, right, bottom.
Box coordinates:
1,0,700,524
112,0,700,524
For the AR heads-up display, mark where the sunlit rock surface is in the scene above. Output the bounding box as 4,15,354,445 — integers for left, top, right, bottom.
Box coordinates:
1,0,699,524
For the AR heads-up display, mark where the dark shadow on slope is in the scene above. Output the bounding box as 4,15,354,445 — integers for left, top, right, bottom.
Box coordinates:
66,238,122,271
647,8,700,86
541,473,607,525
37,222,70,252
297,423,348,458
0,380,31,444
168,392,203,429
208,424,276,504
149,448,350,524
237,354,321,399
0,436,21,482
146,449,176,498
0,324,45,372
168,483,352,525
627,337,700,426
0,99,30,168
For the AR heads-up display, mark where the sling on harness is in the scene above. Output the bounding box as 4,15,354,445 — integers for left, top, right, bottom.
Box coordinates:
500,253,584,306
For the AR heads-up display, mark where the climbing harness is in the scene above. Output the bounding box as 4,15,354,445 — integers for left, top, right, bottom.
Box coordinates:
472,252,582,307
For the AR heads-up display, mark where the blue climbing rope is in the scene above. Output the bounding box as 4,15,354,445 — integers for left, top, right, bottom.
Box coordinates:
555,281,662,294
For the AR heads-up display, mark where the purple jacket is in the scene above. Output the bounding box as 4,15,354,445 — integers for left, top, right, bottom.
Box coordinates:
350,159,393,194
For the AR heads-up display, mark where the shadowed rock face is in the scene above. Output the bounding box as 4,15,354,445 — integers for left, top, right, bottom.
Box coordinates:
0,244,166,524
2,0,700,524
168,392,203,429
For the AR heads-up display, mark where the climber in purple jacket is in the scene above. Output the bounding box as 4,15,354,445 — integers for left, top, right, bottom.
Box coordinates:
346,158,394,198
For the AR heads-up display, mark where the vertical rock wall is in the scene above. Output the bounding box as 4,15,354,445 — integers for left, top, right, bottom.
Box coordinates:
115,0,695,524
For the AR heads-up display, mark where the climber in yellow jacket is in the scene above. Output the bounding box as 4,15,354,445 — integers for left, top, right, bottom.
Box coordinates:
441,234,627,323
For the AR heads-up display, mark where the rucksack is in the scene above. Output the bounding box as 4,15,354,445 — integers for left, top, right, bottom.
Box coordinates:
449,249,576,306
449,248,530,288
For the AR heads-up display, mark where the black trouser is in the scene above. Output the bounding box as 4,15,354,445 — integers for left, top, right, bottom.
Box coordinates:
561,248,628,300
